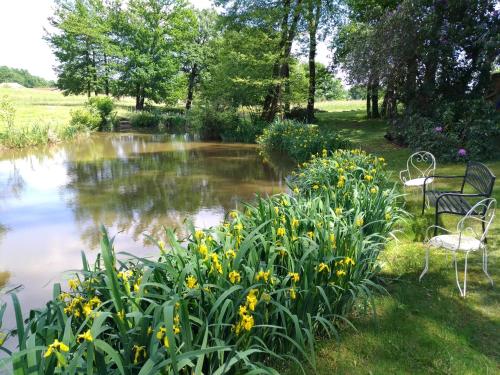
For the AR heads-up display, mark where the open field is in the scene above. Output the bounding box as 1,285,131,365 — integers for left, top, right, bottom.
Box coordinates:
282,101,500,374
0,87,135,129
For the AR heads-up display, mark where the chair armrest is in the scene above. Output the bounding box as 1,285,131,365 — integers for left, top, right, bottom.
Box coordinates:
425,225,452,242
423,175,464,184
423,175,466,197
399,169,409,183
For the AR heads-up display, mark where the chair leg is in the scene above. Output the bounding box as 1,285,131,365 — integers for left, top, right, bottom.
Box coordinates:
419,247,430,282
454,251,469,297
482,247,494,286
482,219,487,244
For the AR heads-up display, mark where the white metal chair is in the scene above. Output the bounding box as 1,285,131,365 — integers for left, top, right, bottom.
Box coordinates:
400,151,436,188
419,198,496,297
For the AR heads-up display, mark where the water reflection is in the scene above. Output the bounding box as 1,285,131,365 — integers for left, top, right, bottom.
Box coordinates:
0,133,285,325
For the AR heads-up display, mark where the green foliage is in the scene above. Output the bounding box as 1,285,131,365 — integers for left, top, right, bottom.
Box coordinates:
201,27,279,107
129,111,162,128
0,95,15,128
188,105,266,143
315,64,348,101
110,0,196,109
348,85,367,100
258,119,352,163
87,96,116,130
0,66,54,88
0,150,402,373
391,99,500,161
69,107,102,131
291,149,389,192
46,0,111,96
130,109,189,134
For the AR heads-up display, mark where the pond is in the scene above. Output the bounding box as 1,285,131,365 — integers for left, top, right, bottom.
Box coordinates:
0,133,286,332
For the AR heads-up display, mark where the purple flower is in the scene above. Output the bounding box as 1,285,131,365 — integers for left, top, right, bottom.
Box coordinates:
434,126,443,133
458,148,467,157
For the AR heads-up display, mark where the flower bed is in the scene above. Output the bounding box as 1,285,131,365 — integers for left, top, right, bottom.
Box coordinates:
257,119,352,163
0,150,402,374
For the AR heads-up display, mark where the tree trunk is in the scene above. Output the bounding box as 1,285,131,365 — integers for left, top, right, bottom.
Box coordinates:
186,63,198,110
92,50,98,96
404,54,418,112
366,81,372,118
104,53,110,96
135,84,143,110
283,62,291,114
371,77,379,118
306,0,320,124
261,0,302,121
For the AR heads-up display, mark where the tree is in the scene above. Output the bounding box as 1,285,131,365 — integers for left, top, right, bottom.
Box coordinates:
182,9,218,110
200,27,280,108
109,0,195,110
47,0,111,97
314,64,347,100
303,0,340,122
216,0,305,120
333,0,398,118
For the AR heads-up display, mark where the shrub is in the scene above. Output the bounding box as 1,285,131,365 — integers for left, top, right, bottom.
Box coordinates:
69,107,101,132
87,97,117,131
161,114,188,133
0,95,15,129
258,119,352,163
130,111,162,128
187,105,265,142
389,99,500,161
0,150,402,374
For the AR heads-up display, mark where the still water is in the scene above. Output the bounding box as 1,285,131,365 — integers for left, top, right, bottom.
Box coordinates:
0,133,285,328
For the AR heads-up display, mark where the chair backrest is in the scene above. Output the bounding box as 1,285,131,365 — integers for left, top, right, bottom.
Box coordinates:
458,198,496,243
405,151,436,180
462,162,496,196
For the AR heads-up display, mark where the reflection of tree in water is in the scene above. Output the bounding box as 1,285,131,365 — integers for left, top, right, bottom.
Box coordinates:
0,164,25,201
64,136,282,249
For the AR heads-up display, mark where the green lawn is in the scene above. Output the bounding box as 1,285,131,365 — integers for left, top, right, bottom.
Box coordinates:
284,101,500,374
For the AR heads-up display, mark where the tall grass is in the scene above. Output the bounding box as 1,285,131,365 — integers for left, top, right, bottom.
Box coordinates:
0,150,403,374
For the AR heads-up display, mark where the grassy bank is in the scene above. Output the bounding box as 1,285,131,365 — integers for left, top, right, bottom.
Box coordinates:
0,87,134,148
280,101,500,374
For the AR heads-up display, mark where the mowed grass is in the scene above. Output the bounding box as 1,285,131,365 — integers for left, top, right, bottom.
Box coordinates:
0,87,135,129
283,100,500,374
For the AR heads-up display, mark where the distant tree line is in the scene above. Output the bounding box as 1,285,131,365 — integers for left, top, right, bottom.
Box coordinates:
0,66,55,88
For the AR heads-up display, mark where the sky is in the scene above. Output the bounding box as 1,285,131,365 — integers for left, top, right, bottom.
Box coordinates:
0,0,331,81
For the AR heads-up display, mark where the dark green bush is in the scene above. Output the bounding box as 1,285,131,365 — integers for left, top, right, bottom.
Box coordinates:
389,99,500,161
258,119,352,163
130,111,162,128
187,105,266,142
